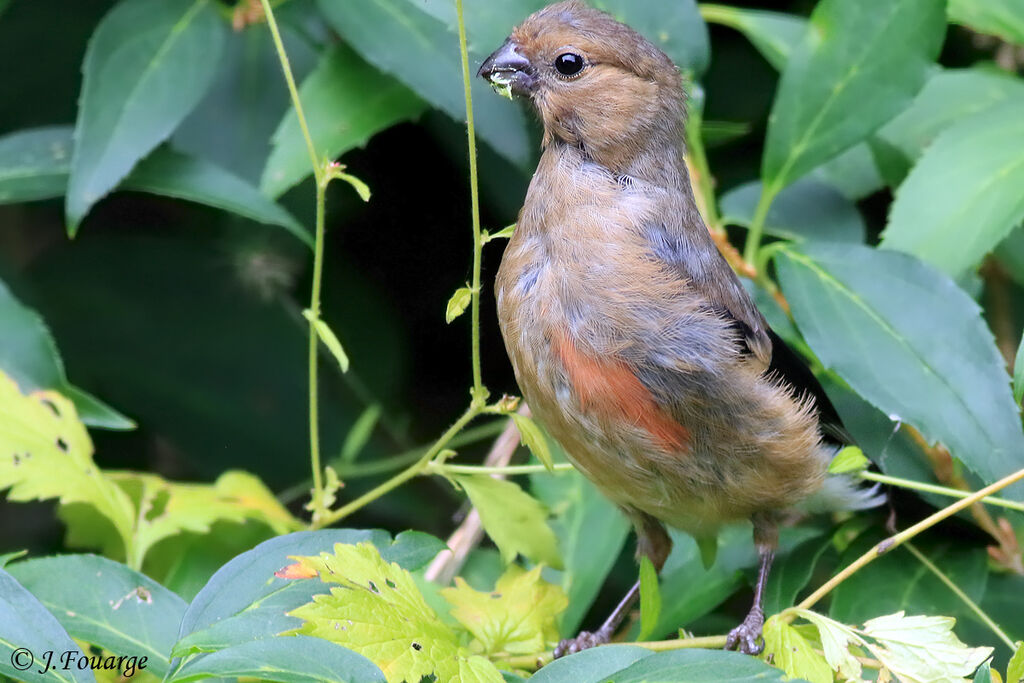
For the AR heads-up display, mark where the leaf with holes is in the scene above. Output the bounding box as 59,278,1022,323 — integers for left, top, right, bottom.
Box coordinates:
0,372,136,558
441,564,567,655
67,0,226,232
762,0,945,191
455,474,562,569
286,542,503,683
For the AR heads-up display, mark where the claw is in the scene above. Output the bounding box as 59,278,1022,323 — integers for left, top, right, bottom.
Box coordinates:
553,629,610,659
725,610,765,655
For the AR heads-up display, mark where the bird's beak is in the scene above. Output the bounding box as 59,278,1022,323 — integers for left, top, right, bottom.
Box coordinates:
477,39,536,100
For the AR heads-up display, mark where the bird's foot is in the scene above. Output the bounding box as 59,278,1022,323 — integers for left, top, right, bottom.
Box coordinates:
553,628,611,659
725,609,765,655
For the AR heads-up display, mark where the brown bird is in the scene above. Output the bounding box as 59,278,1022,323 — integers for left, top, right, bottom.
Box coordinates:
477,0,881,657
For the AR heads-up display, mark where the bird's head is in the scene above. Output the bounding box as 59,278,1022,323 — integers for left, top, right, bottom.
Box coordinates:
477,0,686,156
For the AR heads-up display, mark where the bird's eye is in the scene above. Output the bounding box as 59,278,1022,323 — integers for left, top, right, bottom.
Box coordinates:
554,52,584,77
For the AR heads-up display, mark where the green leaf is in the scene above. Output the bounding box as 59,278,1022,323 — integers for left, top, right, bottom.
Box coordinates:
446,287,473,324
262,43,425,198
595,648,792,682
636,555,661,642
302,310,350,373
530,464,630,636
762,0,945,191
317,0,531,168
1013,337,1024,407
7,555,186,678
454,474,563,569
827,445,870,474
509,413,555,473
862,611,993,683
0,126,74,203
287,542,503,683
810,142,886,200
340,404,382,464
949,0,1024,45
978,662,995,683
699,5,806,71
591,0,710,75
0,278,133,430
881,98,1024,279
333,169,371,202
0,372,136,555
1007,641,1024,683
794,609,865,682
0,568,93,683
762,536,831,616
172,530,444,657
774,244,1024,501
877,67,1024,161
528,646,653,683
761,615,832,683
169,636,386,683
721,179,865,244
67,0,226,233
485,224,516,243
441,564,567,655
125,146,311,247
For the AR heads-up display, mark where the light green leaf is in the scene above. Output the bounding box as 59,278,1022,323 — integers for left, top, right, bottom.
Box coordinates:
794,609,865,682
721,178,865,244
949,0,1024,45
877,67,1024,161
881,98,1024,279
287,542,503,683
762,0,945,191
591,0,710,75
761,615,832,683
699,5,806,71
446,287,473,324
636,555,661,642
828,446,870,474
302,310,350,373
454,474,562,569
336,171,371,202
1007,641,1024,683
0,126,74,203
7,555,186,678
0,372,136,555
441,564,567,655
317,0,531,168
340,405,382,464
861,611,993,683
774,244,1024,501
262,43,425,198
510,413,555,473
67,0,225,233
169,636,386,683
484,224,516,243
0,278,132,430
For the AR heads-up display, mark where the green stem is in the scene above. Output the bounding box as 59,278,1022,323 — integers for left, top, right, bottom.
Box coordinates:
904,542,1016,650
455,0,486,401
795,466,1024,612
860,470,1024,513
498,635,728,671
742,184,777,267
428,462,576,476
311,403,483,529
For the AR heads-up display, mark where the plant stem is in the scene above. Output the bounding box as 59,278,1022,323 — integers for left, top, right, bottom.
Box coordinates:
795,466,1024,612
860,470,1024,513
455,0,486,401
498,635,729,671
903,542,1016,650
428,462,576,476
742,183,777,267
311,403,483,529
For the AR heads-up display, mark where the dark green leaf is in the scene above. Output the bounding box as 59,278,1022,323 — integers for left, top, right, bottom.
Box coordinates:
596,648,790,682
949,0,1024,45
810,143,885,200
721,179,865,244
762,0,945,191
317,0,531,168
0,126,72,203
0,278,133,430
592,0,710,75
528,645,653,683
67,0,226,232
409,0,547,57
762,536,830,616
1015,335,1024,405
0,568,93,683
172,530,443,658
7,555,186,678
775,244,1024,501
262,43,426,198
169,636,386,683
881,98,1024,279
699,5,806,71
976,662,994,683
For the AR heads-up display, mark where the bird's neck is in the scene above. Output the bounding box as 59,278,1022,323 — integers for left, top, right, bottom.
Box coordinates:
551,129,690,192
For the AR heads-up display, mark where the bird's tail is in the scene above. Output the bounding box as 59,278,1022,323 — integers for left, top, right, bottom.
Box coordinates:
801,473,886,513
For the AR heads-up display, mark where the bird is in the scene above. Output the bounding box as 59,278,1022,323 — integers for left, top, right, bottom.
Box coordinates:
476,0,882,657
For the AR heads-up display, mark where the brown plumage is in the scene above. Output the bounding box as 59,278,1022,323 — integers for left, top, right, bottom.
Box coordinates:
478,0,880,657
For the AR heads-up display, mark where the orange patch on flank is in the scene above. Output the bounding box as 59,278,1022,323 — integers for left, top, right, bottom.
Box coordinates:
555,333,690,452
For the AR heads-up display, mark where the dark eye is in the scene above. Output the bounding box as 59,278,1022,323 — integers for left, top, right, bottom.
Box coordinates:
554,52,584,77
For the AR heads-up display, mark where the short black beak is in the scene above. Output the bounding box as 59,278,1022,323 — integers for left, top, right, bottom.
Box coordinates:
477,39,536,98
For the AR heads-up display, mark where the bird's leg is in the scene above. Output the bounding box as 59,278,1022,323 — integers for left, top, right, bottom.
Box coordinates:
554,512,671,659
725,515,778,655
